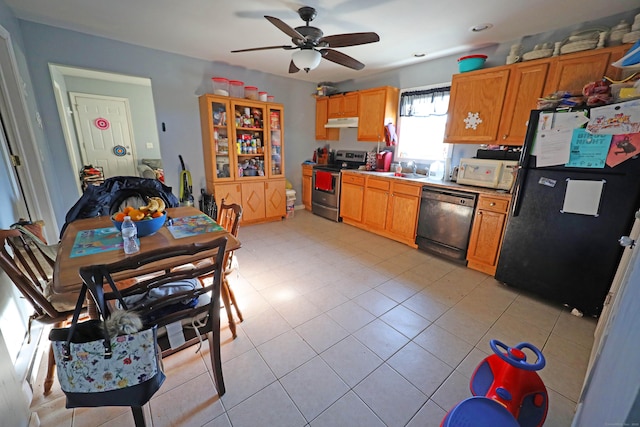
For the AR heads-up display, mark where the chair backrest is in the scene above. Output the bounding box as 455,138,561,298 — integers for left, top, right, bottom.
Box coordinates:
217,200,242,269
217,199,242,238
0,229,67,322
78,236,228,329
11,221,58,265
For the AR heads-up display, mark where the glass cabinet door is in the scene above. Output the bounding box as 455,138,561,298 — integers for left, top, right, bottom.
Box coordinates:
268,105,284,178
211,100,232,179
233,101,266,179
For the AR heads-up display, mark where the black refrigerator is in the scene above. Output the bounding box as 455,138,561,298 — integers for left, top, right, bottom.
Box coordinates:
495,109,640,316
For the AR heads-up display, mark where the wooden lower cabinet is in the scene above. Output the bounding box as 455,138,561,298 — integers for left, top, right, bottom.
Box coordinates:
386,183,421,242
340,174,365,222
467,194,511,275
265,180,286,219
213,183,242,208
363,178,390,230
341,173,421,247
241,182,266,222
213,180,285,224
302,164,313,210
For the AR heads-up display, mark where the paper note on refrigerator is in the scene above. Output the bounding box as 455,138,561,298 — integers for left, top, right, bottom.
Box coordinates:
533,112,588,157
606,132,640,167
552,111,589,130
561,179,605,216
565,128,612,168
535,128,573,167
586,99,640,135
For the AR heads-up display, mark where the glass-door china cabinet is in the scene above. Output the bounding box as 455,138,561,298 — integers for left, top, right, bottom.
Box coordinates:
199,94,286,224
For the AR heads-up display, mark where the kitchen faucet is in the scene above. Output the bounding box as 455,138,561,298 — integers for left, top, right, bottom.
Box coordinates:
407,161,417,174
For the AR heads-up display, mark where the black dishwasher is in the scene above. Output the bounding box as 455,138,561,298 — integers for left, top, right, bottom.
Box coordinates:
416,186,477,262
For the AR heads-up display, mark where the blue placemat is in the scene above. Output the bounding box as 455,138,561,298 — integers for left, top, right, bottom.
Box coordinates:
70,227,122,258
167,214,224,239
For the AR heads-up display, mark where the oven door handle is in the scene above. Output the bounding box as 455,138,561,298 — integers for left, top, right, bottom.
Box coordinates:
313,170,340,193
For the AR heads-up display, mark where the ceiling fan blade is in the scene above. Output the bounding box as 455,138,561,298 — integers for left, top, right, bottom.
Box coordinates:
231,45,296,53
320,32,380,48
320,49,365,70
265,15,305,43
289,60,300,74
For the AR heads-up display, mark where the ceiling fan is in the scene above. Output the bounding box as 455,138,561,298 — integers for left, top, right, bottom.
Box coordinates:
231,6,380,73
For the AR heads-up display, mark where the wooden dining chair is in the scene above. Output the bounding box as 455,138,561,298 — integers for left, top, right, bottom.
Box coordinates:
216,200,244,334
0,228,85,395
78,236,228,398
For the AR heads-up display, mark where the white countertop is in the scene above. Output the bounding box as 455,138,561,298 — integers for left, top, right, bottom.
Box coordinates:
343,170,513,198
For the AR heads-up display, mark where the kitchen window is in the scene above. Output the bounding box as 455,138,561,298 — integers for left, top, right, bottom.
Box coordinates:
396,85,451,161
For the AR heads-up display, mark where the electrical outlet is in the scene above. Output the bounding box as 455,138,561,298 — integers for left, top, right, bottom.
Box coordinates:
146,142,153,149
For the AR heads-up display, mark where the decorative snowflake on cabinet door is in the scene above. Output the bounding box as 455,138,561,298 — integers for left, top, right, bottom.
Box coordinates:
464,112,483,130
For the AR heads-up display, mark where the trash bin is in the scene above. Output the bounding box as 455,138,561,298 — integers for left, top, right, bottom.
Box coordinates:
286,189,296,218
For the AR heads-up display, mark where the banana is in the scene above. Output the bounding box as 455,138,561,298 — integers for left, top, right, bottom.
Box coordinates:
140,198,159,213
151,197,166,213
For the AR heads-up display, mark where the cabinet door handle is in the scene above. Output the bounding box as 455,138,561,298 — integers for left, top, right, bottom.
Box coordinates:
503,134,508,140
489,202,496,206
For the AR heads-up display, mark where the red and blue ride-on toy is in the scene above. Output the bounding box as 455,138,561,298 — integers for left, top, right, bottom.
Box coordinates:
441,339,548,427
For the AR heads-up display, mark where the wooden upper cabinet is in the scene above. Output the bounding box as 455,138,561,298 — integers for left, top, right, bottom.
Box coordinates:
358,86,400,142
328,92,359,118
606,44,634,81
315,97,339,141
498,61,550,145
543,49,612,95
445,68,510,143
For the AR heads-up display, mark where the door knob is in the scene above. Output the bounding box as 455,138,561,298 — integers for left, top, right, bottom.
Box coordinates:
619,236,635,248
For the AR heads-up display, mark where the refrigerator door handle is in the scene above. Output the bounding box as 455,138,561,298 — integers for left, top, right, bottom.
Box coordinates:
511,165,527,217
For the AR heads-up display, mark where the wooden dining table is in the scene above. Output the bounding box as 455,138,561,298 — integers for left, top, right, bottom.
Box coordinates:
53,206,242,335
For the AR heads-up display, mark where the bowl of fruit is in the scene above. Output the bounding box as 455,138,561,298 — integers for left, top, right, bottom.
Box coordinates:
111,197,167,237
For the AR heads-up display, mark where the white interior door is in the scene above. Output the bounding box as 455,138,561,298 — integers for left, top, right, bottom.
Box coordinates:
71,92,137,178
0,113,29,226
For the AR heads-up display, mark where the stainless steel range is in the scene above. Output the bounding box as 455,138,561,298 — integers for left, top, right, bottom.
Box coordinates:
312,150,367,222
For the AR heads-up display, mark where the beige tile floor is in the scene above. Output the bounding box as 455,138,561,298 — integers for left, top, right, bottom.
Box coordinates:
30,209,596,426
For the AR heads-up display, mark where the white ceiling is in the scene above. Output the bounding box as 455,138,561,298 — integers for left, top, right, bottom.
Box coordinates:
6,0,640,83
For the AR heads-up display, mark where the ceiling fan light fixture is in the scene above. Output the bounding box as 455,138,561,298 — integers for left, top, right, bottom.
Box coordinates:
292,49,321,72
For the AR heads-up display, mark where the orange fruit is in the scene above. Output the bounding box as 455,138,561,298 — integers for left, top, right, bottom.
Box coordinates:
113,212,126,222
123,206,134,215
128,209,145,221
151,211,164,218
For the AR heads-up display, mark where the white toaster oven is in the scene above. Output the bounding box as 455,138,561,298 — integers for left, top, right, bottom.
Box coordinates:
456,158,518,191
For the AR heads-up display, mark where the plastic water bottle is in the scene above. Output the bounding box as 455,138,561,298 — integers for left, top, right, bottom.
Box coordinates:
121,216,140,254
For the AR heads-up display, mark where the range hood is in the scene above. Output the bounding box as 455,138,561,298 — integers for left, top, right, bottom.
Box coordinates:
324,117,359,128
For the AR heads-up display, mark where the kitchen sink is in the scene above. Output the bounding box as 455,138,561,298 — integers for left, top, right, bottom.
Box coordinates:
368,171,429,180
